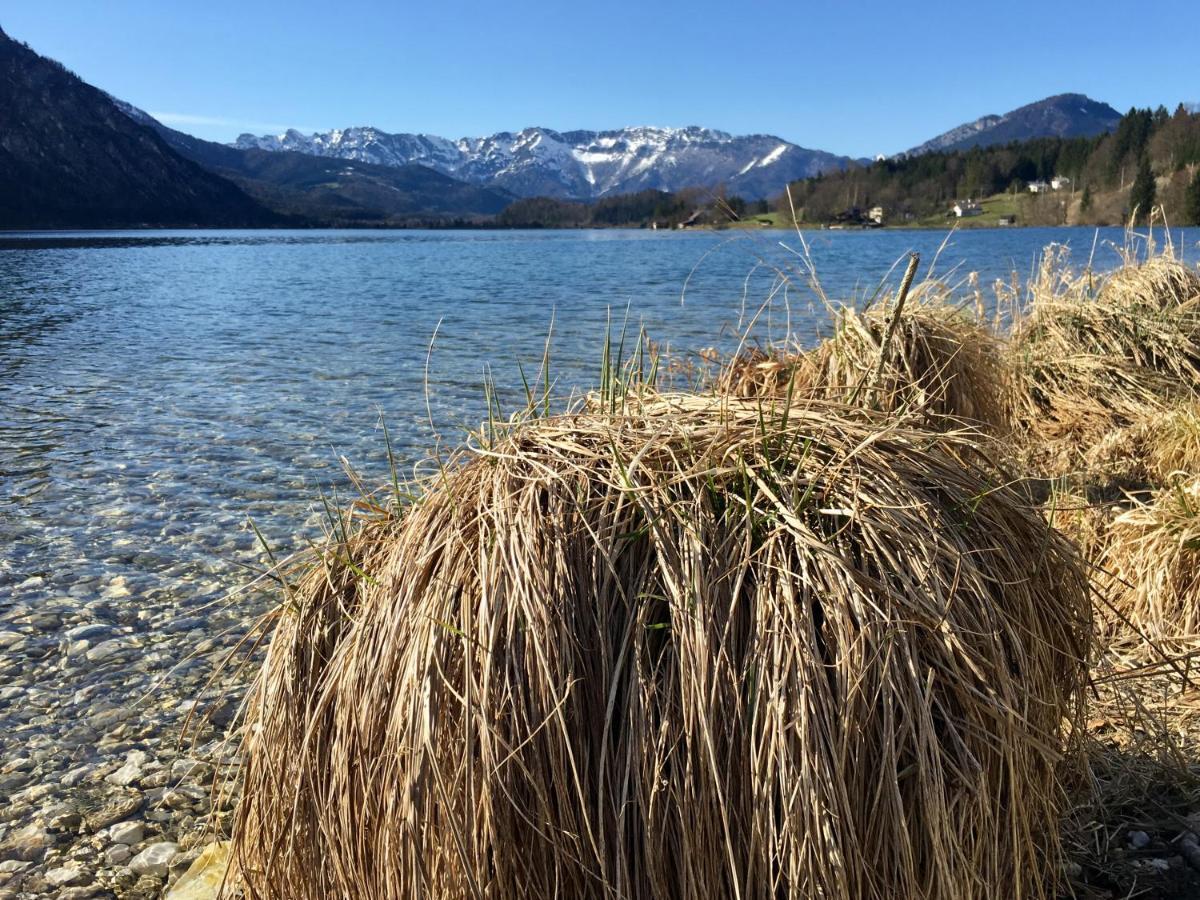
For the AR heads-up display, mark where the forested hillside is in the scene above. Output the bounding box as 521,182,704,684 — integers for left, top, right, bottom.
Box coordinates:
781,105,1200,226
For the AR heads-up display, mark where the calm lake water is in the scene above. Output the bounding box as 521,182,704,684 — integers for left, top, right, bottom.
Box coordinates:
0,225,1191,830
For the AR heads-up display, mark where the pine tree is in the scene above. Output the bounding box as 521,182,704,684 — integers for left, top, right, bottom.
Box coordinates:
1129,156,1156,223
1080,184,1092,213
1186,168,1200,226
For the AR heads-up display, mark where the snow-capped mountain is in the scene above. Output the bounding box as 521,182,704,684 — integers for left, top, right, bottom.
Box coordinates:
233,125,855,200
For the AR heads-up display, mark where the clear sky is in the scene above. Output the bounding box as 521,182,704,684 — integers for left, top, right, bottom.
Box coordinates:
4,0,1197,158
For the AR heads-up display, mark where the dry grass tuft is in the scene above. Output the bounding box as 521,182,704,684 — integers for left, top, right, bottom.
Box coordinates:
720,298,1011,434
1010,253,1200,469
1141,402,1200,486
1100,478,1200,646
230,394,1090,900
1100,254,1200,312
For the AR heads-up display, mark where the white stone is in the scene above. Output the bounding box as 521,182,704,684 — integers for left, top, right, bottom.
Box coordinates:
44,865,85,887
105,750,150,787
170,758,213,783
0,631,25,648
108,820,143,845
129,842,178,877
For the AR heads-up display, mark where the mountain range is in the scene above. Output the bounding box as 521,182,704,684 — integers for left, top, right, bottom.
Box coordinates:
233,126,858,201
0,23,1131,229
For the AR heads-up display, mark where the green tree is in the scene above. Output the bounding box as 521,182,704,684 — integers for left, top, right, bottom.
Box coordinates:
1080,184,1092,213
1186,168,1200,226
1129,155,1156,222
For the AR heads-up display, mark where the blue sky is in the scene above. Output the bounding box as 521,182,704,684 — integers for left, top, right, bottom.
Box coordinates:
4,0,1197,157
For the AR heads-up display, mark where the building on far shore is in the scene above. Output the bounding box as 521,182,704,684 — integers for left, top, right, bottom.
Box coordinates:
997,215,1017,226
952,199,982,217
1051,175,1072,191
867,206,884,224
1028,180,1050,193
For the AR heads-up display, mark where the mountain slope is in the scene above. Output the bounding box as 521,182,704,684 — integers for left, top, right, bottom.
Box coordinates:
0,26,277,229
234,125,855,200
904,94,1122,157
112,103,515,222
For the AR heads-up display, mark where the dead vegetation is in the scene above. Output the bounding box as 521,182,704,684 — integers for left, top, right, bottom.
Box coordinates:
221,241,1200,899
230,394,1088,900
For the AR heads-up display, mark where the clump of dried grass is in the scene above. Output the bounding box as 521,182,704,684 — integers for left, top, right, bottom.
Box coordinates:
1100,253,1200,312
1010,252,1200,468
720,297,1011,434
1141,402,1200,485
1100,478,1200,646
231,393,1090,900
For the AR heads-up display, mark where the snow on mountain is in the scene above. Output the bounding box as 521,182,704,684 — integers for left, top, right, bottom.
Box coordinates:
232,124,853,200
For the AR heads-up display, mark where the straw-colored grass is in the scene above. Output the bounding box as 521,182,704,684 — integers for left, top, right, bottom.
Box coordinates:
1042,485,1115,566
230,394,1090,900
1100,478,1200,645
1010,255,1200,467
1100,253,1200,312
1141,402,1200,485
720,299,1011,434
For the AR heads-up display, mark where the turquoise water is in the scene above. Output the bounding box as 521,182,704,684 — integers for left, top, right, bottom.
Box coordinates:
0,225,1186,753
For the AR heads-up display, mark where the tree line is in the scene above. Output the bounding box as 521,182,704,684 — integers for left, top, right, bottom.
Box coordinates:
782,104,1200,226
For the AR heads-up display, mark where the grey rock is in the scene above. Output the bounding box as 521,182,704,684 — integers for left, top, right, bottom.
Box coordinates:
85,639,129,663
103,844,131,866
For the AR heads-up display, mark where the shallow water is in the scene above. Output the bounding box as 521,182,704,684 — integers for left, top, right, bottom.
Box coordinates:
0,224,1186,889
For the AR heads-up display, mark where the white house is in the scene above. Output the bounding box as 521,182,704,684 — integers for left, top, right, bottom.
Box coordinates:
867,206,884,224
1051,175,1072,191
1028,180,1050,193
952,199,982,217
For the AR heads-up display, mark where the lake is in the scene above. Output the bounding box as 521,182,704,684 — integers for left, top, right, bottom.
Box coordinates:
0,224,1189,876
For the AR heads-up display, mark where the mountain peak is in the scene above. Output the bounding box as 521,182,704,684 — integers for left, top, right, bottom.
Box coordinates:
903,93,1122,157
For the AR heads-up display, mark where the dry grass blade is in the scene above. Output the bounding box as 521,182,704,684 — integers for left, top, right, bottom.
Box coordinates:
229,393,1090,900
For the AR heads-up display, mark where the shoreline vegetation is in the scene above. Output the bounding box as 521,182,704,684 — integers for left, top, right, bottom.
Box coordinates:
168,237,1200,899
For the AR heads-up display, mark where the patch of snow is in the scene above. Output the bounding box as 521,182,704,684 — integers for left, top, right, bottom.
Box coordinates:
757,144,788,168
